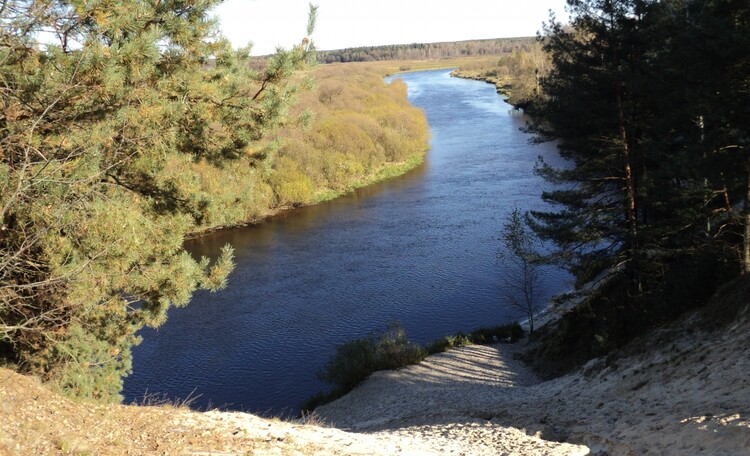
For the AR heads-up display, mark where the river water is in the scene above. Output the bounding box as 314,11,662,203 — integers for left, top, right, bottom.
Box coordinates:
123,69,570,416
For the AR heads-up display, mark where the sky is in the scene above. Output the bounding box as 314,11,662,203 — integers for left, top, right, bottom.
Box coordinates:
213,0,570,56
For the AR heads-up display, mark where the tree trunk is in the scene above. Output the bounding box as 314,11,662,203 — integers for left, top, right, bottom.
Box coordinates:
617,94,641,292
744,157,750,274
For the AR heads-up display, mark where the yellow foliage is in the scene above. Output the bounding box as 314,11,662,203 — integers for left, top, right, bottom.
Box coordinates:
266,63,429,199
267,157,315,206
178,62,429,232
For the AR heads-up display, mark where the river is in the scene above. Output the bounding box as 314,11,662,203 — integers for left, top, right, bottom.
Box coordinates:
123,69,570,416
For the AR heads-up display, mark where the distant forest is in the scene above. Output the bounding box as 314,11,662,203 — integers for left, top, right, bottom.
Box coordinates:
317,37,536,63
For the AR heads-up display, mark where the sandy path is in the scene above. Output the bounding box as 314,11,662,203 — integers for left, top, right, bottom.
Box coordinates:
317,343,538,430
317,343,589,455
317,312,750,455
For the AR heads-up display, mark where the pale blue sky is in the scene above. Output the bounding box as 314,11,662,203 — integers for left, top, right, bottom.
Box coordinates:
213,0,569,55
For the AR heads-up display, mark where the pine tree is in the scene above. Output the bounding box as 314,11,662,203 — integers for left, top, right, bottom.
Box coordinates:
679,0,750,273
529,0,749,339
530,0,652,294
0,1,316,400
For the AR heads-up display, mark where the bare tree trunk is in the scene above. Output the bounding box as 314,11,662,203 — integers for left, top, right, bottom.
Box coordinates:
617,94,641,292
744,157,750,274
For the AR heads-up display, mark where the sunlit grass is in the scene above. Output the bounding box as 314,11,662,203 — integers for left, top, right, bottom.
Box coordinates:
311,151,426,204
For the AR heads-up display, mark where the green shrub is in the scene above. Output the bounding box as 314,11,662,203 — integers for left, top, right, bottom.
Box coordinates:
426,332,472,354
425,322,524,354
371,323,426,370
317,322,425,392
317,338,375,392
469,323,524,344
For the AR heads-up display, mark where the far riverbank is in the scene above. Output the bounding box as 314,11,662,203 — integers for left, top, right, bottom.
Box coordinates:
187,150,427,239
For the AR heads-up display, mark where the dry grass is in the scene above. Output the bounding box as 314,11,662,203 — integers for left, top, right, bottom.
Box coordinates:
0,367,314,455
0,367,433,455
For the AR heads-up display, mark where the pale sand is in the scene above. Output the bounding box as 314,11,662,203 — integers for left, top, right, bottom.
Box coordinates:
192,342,589,455
316,308,750,455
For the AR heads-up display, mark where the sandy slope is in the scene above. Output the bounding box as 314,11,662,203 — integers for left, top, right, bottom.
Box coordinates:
2,308,748,455
317,310,750,455
0,355,583,456
319,343,589,455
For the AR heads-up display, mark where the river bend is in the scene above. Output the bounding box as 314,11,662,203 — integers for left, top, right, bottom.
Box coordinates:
124,69,570,416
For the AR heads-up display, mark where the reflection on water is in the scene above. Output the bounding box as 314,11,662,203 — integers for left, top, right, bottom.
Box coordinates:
124,69,570,416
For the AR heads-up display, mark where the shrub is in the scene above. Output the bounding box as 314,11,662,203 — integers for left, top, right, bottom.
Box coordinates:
426,332,472,354
426,322,523,354
303,322,425,414
371,323,426,370
317,338,375,392
317,322,425,392
267,157,315,207
469,323,524,344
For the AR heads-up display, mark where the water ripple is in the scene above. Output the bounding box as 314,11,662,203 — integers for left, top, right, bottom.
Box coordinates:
124,69,571,416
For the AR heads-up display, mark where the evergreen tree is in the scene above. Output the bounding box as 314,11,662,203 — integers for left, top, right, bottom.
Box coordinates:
530,0,652,294
678,0,750,273
529,0,748,342
632,0,749,303
0,0,316,400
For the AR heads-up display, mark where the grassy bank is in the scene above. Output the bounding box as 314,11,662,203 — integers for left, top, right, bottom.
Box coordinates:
311,151,425,204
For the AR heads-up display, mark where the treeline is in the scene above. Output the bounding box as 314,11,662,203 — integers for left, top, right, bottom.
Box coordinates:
317,37,535,63
0,1,428,401
525,0,749,369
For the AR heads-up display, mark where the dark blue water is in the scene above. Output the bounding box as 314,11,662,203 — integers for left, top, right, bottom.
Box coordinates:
123,69,570,416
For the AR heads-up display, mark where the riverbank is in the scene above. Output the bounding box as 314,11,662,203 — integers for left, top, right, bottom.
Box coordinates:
450,69,513,97
4,300,747,455
186,150,427,239
447,47,546,110
185,62,431,238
